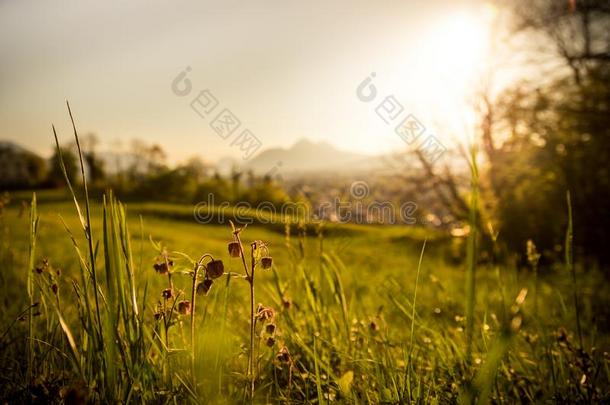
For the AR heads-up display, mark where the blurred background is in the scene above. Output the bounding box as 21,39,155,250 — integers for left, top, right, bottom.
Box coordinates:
1,0,609,267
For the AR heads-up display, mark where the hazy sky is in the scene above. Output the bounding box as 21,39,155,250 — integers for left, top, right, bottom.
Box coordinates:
0,0,498,163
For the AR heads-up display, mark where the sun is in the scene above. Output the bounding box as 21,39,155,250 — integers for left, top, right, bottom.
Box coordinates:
397,5,498,146
424,9,494,83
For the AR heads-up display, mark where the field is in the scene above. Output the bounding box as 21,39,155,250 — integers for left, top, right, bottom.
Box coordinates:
0,190,608,404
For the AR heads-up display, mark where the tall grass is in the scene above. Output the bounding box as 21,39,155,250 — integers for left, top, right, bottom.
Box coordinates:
465,146,479,365
0,106,608,403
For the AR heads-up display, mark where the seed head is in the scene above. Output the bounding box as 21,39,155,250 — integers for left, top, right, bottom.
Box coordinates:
206,259,225,279
228,241,241,258
197,279,213,296
261,256,273,269
178,300,191,315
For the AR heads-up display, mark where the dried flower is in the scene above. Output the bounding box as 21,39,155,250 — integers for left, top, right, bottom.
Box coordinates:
266,337,276,347
261,256,273,269
197,279,213,296
206,259,225,279
162,288,173,299
178,300,191,315
266,323,276,334
228,241,241,258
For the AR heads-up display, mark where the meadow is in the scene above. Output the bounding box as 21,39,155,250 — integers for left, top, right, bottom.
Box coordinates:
2,0,609,402
0,187,608,404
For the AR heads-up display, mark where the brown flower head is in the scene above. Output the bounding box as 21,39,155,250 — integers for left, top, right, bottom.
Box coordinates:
206,259,225,279
266,336,276,347
35,258,50,274
153,260,173,275
197,279,214,296
162,288,173,299
178,300,191,315
261,256,273,269
256,304,275,321
228,241,241,258
266,323,276,334
276,346,291,363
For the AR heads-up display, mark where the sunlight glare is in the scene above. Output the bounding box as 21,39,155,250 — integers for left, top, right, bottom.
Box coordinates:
425,10,491,82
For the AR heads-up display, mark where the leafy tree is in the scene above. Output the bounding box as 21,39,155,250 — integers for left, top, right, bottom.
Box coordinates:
486,0,610,265
47,146,78,188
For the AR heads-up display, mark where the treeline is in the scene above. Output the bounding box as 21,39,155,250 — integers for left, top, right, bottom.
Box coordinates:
1,136,289,207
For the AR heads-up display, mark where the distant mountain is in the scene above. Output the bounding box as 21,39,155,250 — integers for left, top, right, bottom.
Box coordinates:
242,139,377,175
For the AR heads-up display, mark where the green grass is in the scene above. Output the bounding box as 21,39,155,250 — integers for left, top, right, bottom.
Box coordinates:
1,193,609,403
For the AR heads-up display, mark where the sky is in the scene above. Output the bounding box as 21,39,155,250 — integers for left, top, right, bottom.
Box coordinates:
0,0,502,164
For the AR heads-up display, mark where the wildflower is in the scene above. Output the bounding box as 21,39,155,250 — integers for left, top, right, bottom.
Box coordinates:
206,259,225,279
266,323,276,334
369,321,379,332
266,337,276,347
228,241,241,257
277,346,291,363
51,284,58,295
256,304,275,321
197,279,213,296
153,260,173,275
178,300,191,315
162,288,173,299
261,256,273,269
35,259,49,274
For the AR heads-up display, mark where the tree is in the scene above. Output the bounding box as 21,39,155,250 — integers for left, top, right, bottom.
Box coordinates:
80,133,106,186
47,146,79,188
487,0,610,265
